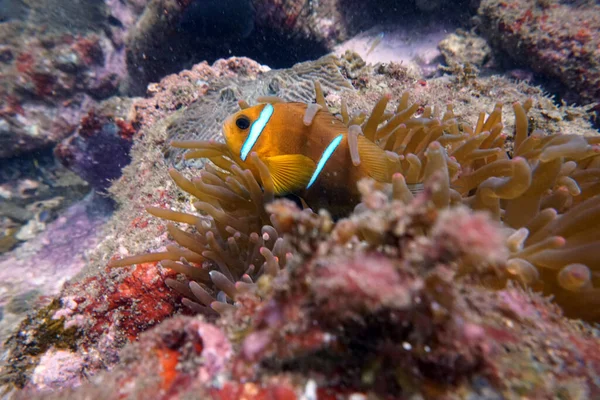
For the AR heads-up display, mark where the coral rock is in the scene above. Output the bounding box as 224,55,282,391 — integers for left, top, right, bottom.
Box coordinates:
54,97,137,191
477,0,600,107
28,349,84,392
0,0,136,158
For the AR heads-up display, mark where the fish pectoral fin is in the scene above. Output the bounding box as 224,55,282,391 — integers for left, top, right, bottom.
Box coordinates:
357,135,392,182
264,154,316,195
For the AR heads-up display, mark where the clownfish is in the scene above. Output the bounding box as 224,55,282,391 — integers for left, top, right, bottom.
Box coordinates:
222,101,392,214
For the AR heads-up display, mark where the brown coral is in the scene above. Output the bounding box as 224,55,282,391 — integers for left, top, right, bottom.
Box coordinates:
110,81,600,321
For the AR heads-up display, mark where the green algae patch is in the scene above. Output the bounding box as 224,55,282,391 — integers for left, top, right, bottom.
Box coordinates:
1,299,80,390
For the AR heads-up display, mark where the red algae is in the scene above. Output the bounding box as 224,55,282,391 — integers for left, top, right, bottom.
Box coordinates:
156,348,180,391
61,262,183,343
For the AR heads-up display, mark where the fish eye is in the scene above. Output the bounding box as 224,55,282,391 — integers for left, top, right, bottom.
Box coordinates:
235,116,251,130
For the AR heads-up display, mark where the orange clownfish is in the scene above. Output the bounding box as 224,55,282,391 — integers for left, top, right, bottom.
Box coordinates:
222,101,391,215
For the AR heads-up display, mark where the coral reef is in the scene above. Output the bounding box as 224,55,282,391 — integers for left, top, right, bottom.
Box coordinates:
114,73,600,320
124,0,347,93
223,188,600,398
103,49,592,322
477,0,600,108
0,0,141,158
1,258,183,393
8,185,600,398
2,53,599,398
438,29,491,70
124,0,482,93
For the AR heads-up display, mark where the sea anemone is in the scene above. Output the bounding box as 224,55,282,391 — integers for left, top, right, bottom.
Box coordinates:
108,151,291,314
110,81,600,321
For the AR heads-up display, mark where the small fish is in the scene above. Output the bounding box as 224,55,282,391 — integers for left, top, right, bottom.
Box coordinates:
222,101,391,214
365,32,385,57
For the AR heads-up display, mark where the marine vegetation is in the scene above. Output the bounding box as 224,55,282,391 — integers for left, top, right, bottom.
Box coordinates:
110,81,600,321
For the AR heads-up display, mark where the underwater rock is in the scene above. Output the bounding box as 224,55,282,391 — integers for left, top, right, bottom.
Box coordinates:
124,0,270,94
0,0,133,159
438,29,491,69
0,149,90,255
28,349,85,392
477,0,600,109
72,316,233,398
124,0,200,94
124,0,349,94
21,0,108,34
250,0,349,51
123,0,482,94
0,194,112,346
0,93,89,160
0,0,28,22
54,97,138,192
104,0,149,48
126,0,461,94
334,23,451,77
14,317,244,399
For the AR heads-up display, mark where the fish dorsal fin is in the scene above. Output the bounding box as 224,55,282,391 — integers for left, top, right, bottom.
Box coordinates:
310,107,347,130
357,135,391,182
264,154,316,195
